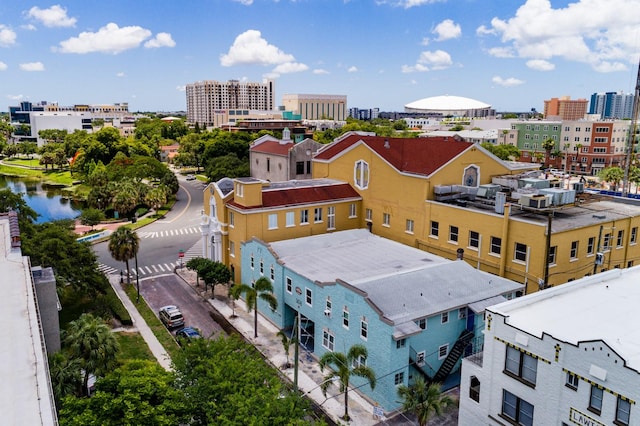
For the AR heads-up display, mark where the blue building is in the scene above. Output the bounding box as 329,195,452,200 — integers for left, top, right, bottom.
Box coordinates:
240,229,523,412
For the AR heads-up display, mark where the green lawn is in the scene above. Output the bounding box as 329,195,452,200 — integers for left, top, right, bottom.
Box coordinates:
115,331,156,362
0,163,75,185
4,157,43,168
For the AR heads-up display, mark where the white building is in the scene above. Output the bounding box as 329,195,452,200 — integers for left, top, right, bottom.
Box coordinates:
281,94,347,120
29,111,93,146
459,267,640,426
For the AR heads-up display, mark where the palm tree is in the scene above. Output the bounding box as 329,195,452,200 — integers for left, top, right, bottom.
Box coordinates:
318,344,377,421
108,226,140,284
397,377,454,426
63,313,120,396
542,137,556,167
48,352,82,404
238,277,278,338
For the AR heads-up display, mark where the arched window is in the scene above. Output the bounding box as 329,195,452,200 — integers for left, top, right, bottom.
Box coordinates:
469,376,480,402
354,160,369,189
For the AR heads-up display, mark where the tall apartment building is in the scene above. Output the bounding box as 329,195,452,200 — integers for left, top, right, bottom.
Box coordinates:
543,96,588,120
185,79,275,127
589,91,635,119
281,94,347,120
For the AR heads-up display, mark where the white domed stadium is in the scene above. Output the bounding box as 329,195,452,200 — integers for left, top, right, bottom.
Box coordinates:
404,95,494,118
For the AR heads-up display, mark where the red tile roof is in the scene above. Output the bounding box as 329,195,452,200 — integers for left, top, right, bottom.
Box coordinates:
250,140,294,156
227,183,360,210
315,135,472,176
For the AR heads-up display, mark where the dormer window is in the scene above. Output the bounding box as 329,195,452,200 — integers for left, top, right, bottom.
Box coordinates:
236,183,244,197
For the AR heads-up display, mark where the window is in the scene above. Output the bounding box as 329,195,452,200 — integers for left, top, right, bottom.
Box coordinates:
491,236,502,255
570,241,578,259
416,351,425,365
314,207,323,223
250,254,254,269
505,346,537,386
296,161,304,175
286,211,295,227
406,219,414,234
305,288,312,306
286,277,292,294
270,265,275,280
588,236,596,254
327,206,335,230
229,211,235,227
322,330,334,351
300,209,309,224
349,203,357,218
417,318,426,330
259,260,264,275
383,213,391,227
360,317,368,340
342,307,349,329
514,243,527,262
365,208,373,221
394,372,404,385
469,376,480,402
396,339,406,349
617,230,624,248
430,221,439,237
354,160,370,189
565,372,579,390
306,161,311,174
631,227,638,244
449,226,459,243
438,344,449,359
616,396,631,425
352,354,367,368
604,233,612,250
325,297,332,315
589,385,603,414
469,231,480,249
502,389,534,426
459,308,467,319
268,213,278,230
440,312,449,324
548,246,557,265
266,157,270,172
236,183,243,197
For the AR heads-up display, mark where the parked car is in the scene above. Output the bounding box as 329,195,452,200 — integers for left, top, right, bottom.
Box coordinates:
175,326,202,345
186,174,196,181
159,305,185,329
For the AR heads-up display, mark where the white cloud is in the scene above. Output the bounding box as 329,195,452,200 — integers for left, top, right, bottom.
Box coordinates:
486,0,640,72
347,66,358,72
116,72,125,77
7,94,23,100
0,62,7,70
432,19,461,41
488,47,515,58
272,62,308,73
421,37,430,46
21,24,37,31
176,85,186,92
476,25,495,36
144,32,176,48
0,25,17,47
492,76,525,87
403,49,452,72
313,68,329,75
220,30,295,66
57,23,152,54
20,62,45,71
526,59,555,71
233,0,253,4
26,5,77,28
383,0,445,9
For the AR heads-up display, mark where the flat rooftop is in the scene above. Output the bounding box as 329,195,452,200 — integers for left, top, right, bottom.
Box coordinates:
490,266,640,372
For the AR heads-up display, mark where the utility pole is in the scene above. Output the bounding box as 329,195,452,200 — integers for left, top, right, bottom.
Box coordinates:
622,58,640,196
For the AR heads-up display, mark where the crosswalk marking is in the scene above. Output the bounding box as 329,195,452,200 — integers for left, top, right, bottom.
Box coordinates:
138,226,199,239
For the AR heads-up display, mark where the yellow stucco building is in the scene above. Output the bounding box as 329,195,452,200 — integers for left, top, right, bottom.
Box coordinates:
202,133,640,293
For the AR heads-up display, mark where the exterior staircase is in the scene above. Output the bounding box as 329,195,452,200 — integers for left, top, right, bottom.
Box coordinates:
432,329,475,383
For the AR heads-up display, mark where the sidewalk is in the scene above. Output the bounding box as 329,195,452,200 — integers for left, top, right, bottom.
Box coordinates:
175,268,383,426
107,274,173,371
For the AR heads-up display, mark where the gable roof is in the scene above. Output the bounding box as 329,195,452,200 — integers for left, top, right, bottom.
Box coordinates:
250,140,293,156
314,135,473,176
227,180,361,210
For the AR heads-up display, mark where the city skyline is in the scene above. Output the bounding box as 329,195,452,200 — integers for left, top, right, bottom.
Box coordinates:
1,0,640,113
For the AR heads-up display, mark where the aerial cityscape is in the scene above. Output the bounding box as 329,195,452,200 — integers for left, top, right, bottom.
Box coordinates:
1,1,640,426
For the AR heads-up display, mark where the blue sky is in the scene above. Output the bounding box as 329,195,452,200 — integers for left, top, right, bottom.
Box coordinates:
1,0,640,113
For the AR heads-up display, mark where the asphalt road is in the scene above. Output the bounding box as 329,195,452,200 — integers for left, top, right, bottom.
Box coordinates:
93,172,208,276
139,273,224,339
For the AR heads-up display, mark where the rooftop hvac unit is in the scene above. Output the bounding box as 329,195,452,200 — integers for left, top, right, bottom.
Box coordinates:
519,194,549,209
572,182,585,194
477,184,501,199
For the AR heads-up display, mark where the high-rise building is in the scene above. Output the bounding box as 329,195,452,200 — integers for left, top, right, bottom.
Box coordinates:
543,96,588,120
281,94,347,120
185,79,275,127
589,91,635,119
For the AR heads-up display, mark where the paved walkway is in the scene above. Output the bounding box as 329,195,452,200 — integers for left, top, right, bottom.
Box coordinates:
176,268,386,426
107,274,173,371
